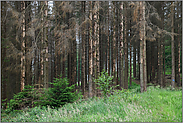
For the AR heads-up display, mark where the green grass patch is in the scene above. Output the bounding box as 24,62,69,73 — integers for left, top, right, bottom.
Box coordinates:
1,86,182,122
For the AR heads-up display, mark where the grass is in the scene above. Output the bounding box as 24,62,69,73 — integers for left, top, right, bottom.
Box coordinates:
1,83,182,122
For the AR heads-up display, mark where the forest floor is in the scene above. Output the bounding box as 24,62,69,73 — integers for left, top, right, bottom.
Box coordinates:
1,78,182,122
132,74,182,89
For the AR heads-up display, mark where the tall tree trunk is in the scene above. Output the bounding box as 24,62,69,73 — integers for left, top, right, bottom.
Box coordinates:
94,1,100,96
171,1,175,89
81,1,86,96
25,1,32,86
133,43,136,78
139,1,147,92
177,23,181,86
157,37,161,85
1,1,7,100
21,1,26,91
107,2,110,75
129,10,132,87
88,1,93,98
124,3,128,89
129,37,132,87
177,2,181,87
120,2,124,89
43,1,49,88
151,42,155,81
160,2,164,87
137,42,140,80
112,2,116,85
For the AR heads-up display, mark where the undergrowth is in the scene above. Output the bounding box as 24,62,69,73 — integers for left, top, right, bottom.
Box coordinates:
1,82,182,122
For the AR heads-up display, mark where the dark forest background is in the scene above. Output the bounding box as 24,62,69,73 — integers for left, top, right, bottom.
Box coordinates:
1,1,182,102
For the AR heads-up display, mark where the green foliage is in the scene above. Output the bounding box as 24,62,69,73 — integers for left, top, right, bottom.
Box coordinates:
94,69,119,98
41,75,80,108
2,86,181,122
2,85,37,113
2,75,81,114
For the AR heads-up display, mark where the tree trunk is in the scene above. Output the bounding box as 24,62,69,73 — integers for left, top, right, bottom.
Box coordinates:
81,1,86,95
95,1,100,96
120,2,124,89
21,1,26,91
112,2,116,85
25,1,32,86
133,43,136,78
139,1,146,92
88,1,93,98
107,2,110,75
171,1,175,89
124,3,128,89
43,1,49,88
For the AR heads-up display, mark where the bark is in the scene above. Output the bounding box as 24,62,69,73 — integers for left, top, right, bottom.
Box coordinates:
21,1,26,91
177,23,181,86
93,1,97,97
81,1,86,95
107,2,110,75
112,2,116,84
177,2,181,86
139,1,147,92
160,2,164,87
94,1,100,96
130,37,132,87
129,10,132,87
137,42,140,80
43,1,49,88
171,1,175,89
120,2,124,88
151,42,155,81
1,1,7,100
124,3,128,89
25,1,32,86
143,8,147,92
133,43,136,78
88,1,93,98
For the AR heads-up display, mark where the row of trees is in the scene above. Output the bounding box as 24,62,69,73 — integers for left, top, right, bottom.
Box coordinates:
1,1,182,101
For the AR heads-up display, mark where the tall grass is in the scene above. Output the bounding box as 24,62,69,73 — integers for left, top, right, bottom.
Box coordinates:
1,84,182,122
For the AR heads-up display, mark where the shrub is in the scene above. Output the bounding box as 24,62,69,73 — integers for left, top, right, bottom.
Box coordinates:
95,69,119,98
44,75,80,108
3,75,80,113
2,85,37,113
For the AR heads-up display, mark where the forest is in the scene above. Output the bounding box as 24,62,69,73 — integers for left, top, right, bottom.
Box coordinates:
1,1,182,122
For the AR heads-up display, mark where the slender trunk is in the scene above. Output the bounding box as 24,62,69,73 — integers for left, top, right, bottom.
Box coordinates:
21,1,26,91
129,10,132,87
133,43,136,78
88,1,93,98
130,38,132,87
1,1,7,100
81,1,86,95
171,1,175,89
143,2,147,91
124,3,128,89
25,1,32,86
43,1,49,88
95,1,100,96
177,2,181,86
120,2,124,89
107,3,110,75
151,42,155,81
138,42,140,80
160,2,164,87
177,23,181,86
112,2,116,84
